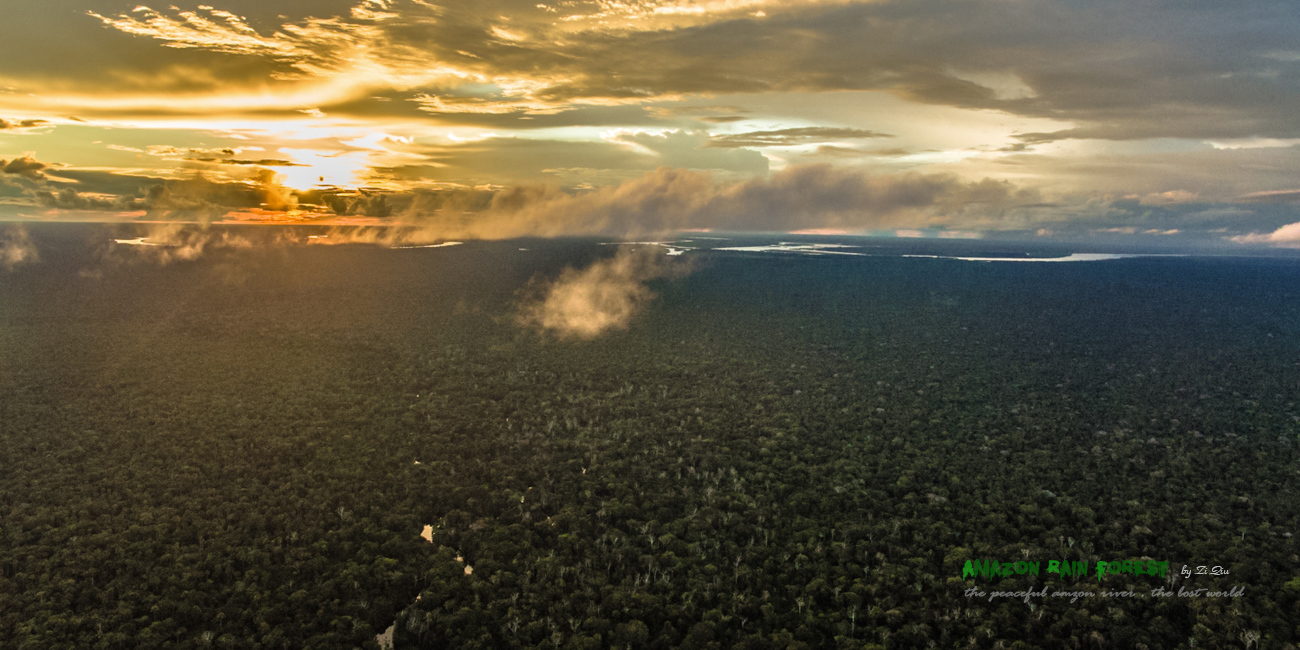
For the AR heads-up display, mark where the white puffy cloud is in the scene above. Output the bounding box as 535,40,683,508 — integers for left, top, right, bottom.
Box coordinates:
1230,221,1300,248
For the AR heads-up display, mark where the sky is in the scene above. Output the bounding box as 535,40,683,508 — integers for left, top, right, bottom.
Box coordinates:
2,0,1300,247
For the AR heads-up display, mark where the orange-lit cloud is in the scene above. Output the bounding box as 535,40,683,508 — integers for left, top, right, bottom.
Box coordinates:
0,0,1298,245
0,119,49,132
2,155,53,180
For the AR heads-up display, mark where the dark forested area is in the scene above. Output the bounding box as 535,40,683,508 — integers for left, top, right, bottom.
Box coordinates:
2,225,1299,649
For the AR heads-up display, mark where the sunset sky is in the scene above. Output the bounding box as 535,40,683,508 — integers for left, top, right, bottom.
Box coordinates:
2,0,1299,245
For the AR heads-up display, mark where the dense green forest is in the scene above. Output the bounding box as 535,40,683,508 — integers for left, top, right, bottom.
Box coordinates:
2,225,1300,649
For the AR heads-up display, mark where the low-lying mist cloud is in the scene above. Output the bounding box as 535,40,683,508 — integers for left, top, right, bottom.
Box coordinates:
11,152,1050,239
378,164,1042,241
108,223,255,265
24,159,1295,248
518,246,694,339
1,225,39,270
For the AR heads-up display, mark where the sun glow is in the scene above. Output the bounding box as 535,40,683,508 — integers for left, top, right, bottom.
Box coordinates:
277,148,372,189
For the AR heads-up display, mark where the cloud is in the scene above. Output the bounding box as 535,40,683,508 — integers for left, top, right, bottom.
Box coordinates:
395,136,653,185
810,145,862,157
0,0,1296,246
292,163,1043,240
1139,190,1199,206
0,119,47,131
382,131,772,187
1229,221,1300,248
1,155,52,180
15,148,1290,244
133,177,256,222
384,164,1005,239
707,126,890,148
252,169,299,212
33,187,146,211
607,130,769,172
323,190,394,218
85,5,380,79
288,224,462,247
517,246,693,339
22,168,303,220
1238,189,1300,204
413,94,569,116
645,105,750,123
106,223,256,265
0,0,1279,150
0,225,38,270
531,0,1300,142
1181,207,1253,222
189,158,305,167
